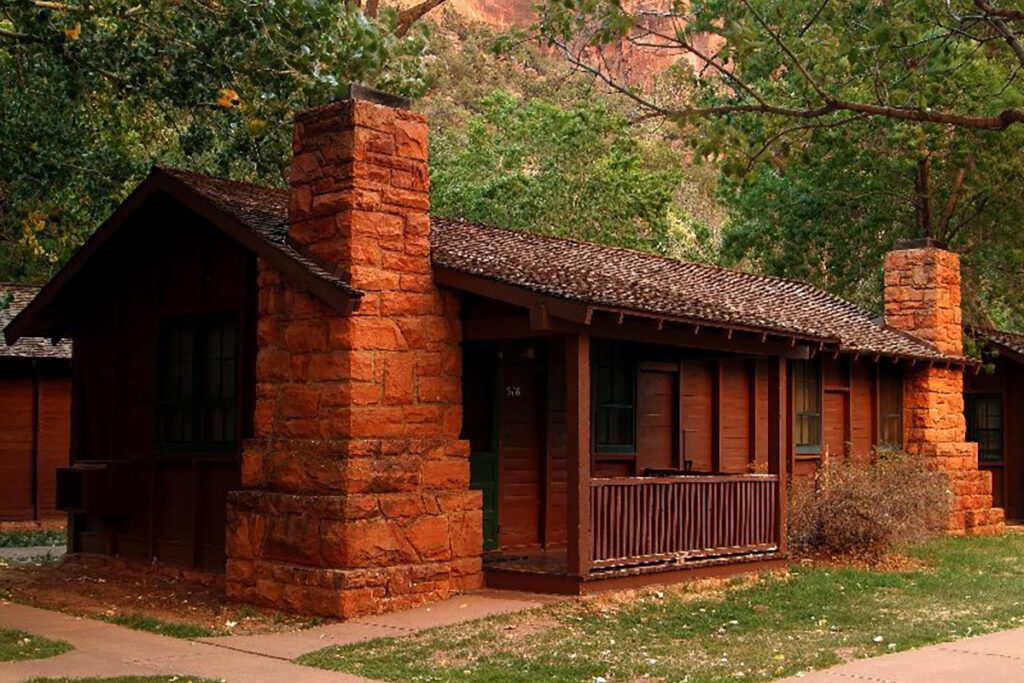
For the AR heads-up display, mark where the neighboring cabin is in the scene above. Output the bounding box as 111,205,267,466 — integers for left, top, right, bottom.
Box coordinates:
1,86,1006,618
0,285,71,522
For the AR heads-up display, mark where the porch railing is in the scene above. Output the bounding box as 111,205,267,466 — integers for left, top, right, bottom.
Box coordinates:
589,474,779,570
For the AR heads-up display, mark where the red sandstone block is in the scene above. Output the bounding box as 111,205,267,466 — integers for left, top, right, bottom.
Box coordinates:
352,100,397,131
382,186,430,211
421,458,470,490
350,380,381,406
282,419,319,438
449,511,483,559
418,376,461,403
379,494,426,519
321,518,418,567
403,404,443,424
399,273,433,293
279,384,321,418
264,514,322,567
384,354,416,405
349,319,409,350
382,251,432,275
257,348,291,382
403,516,451,562
394,119,428,160
240,451,265,488
350,406,408,438
225,511,265,560
381,292,440,316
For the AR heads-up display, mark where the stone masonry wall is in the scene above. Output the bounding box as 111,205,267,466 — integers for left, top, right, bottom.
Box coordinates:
224,94,483,618
884,244,1004,535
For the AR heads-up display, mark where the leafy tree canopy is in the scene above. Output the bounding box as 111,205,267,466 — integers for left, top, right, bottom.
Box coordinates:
429,91,682,253
535,0,1024,327
0,0,433,281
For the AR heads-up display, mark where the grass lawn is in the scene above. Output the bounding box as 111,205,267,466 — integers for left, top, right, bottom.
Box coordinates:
0,627,72,661
298,532,1024,682
0,528,66,548
102,613,219,638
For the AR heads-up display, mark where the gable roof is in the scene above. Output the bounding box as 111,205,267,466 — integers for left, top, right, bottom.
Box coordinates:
970,327,1024,364
4,168,360,345
0,285,71,360
6,167,963,364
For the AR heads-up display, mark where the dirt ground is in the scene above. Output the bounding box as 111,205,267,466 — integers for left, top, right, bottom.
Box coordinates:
0,555,333,635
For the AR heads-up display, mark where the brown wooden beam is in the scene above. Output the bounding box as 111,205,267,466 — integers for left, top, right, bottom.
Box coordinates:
462,315,536,340
768,356,788,555
434,267,591,324
540,314,813,360
711,359,722,473
566,333,591,576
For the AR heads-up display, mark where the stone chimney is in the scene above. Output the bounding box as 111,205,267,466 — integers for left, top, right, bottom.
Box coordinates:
883,238,1003,535
225,86,483,618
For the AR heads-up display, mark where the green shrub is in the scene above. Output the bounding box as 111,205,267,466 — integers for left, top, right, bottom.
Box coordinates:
0,528,66,548
788,450,950,557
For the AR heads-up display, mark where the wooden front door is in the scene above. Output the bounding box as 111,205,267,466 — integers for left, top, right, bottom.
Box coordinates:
823,390,849,459
497,340,546,550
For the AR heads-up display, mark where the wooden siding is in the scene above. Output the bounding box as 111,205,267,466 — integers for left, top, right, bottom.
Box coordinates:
0,362,71,521
966,358,1024,519
67,196,254,571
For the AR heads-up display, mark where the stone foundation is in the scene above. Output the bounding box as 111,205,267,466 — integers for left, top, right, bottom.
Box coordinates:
885,242,1004,535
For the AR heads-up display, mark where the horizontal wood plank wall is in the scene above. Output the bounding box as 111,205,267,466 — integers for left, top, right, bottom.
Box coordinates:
0,377,34,520
590,475,778,568
849,360,875,460
720,360,752,473
545,338,569,547
681,360,714,472
37,376,71,518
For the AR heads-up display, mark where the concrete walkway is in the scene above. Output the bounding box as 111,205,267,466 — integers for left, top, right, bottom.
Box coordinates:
0,590,555,682
780,627,1024,682
0,546,64,564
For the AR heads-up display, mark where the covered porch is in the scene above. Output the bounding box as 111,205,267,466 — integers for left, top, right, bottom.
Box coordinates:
446,269,804,594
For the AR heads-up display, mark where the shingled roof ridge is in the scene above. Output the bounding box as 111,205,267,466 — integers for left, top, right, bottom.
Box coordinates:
431,215,880,316
156,166,288,199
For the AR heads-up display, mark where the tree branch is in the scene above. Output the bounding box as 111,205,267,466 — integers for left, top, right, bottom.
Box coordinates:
395,0,447,37
940,164,970,240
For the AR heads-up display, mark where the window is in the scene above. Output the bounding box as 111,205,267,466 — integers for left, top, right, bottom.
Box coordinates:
966,395,1003,464
593,340,635,453
157,315,238,451
793,359,822,453
878,366,903,448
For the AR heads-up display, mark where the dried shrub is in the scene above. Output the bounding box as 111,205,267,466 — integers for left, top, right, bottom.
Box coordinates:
788,450,950,558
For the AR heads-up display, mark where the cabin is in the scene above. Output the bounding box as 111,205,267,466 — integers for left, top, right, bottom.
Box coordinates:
4,86,1004,618
0,285,71,522
965,328,1024,520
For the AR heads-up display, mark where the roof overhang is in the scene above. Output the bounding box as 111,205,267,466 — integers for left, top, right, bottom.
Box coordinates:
4,168,361,345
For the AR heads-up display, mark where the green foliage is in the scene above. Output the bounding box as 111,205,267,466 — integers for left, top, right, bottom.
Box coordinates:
430,91,682,252
0,527,66,548
102,613,218,639
0,0,432,282
297,533,1024,682
0,628,72,662
535,0,1024,325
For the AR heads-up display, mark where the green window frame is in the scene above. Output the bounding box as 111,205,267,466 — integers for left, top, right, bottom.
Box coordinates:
793,359,822,453
966,394,1003,464
592,339,636,454
157,314,239,452
878,365,904,449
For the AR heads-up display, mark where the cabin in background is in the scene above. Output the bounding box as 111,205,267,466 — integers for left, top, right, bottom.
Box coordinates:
965,329,1024,520
0,285,71,522
4,86,1004,618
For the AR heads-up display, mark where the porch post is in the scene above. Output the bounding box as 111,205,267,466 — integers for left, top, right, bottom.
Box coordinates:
566,333,591,576
768,356,788,555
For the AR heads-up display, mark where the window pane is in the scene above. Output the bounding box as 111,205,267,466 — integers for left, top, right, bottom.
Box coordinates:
157,316,238,450
794,360,821,449
593,340,635,451
879,366,903,448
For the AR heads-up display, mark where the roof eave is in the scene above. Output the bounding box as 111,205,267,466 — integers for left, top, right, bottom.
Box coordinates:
5,168,361,345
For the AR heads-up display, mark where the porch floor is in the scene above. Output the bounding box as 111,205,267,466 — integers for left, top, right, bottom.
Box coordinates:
483,548,787,595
